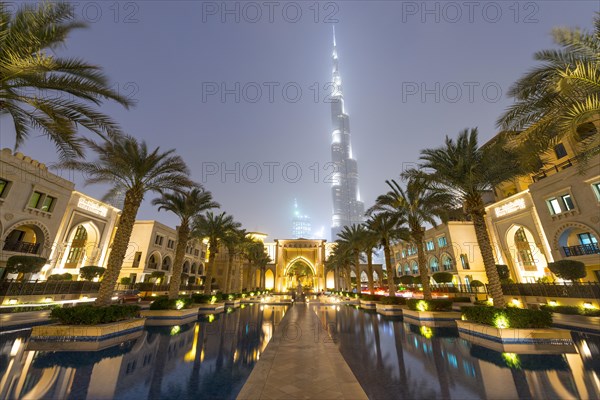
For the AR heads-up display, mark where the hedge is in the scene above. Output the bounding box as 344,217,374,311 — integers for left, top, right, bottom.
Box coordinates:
50,305,140,325
541,305,600,317
360,294,383,302
47,273,73,281
379,296,407,305
149,297,193,310
452,297,472,303
461,305,552,329
407,299,452,311
192,294,219,304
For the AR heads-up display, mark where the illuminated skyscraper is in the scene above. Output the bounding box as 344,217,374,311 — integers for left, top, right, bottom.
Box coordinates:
330,27,365,240
292,199,312,239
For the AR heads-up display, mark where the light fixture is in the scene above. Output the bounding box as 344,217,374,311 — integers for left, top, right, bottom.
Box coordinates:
494,314,510,329
8,299,18,305
548,300,558,307
582,302,597,310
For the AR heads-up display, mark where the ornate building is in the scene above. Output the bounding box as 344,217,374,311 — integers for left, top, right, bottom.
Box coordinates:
329,28,365,240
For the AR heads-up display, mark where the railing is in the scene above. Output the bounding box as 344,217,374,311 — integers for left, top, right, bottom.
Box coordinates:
147,263,158,269
430,284,483,294
500,282,600,299
2,241,41,254
563,243,599,257
0,280,100,297
531,146,599,182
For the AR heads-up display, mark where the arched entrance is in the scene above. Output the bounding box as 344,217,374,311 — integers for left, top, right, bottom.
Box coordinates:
506,224,547,282
284,258,316,292
61,222,100,270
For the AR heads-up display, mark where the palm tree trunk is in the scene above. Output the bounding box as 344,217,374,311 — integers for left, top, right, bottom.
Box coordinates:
95,190,141,306
354,250,360,292
203,248,216,294
224,252,234,294
168,223,189,300
383,241,396,296
415,232,432,300
471,211,506,307
367,251,374,294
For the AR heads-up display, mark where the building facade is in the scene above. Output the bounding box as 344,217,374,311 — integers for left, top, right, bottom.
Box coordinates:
0,148,75,277
329,28,365,240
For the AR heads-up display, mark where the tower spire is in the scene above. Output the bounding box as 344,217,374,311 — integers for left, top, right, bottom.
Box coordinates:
333,25,336,47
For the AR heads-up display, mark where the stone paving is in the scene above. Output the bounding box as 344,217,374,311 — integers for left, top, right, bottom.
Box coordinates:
237,303,368,400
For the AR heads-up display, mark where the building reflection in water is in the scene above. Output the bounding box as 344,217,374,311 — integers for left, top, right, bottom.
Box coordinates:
0,304,288,400
313,304,600,400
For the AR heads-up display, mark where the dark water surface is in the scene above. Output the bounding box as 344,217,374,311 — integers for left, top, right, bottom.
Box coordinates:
1,303,598,399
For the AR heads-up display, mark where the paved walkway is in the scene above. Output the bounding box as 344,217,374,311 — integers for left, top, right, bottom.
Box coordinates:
237,303,368,400
0,310,51,331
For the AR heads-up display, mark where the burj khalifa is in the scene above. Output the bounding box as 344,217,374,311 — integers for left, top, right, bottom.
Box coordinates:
330,27,365,240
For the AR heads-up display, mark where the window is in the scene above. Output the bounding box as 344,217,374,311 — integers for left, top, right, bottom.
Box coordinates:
132,252,142,268
41,196,55,212
429,257,439,273
401,249,406,258
437,236,447,248
425,240,435,251
411,261,419,275
404,264,410,275
460,254,470,270
0,179,10,198
592,182,600,201
194,249,200,256
561,194,574,211
514,227,536,271
154,235,164,246
547,198,562,215
554,143,568,159
28,191,42,208
167,239,175,249
442,255,453,271
578,233,598,245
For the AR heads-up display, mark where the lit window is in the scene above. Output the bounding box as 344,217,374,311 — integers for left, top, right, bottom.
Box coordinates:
0,179,9,198
41,196,55,212
28,191,42,208
561,194,574,211
429,257,439,272
437,236,447,248
547,198,562,215
401,250,406,258
592,182,600,201
425,240,435,251
578,233,598,245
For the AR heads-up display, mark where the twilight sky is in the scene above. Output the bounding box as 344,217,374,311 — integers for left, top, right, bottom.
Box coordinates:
1,1,598,241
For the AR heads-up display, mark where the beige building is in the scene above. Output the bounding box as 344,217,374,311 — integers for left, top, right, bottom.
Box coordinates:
119,220,207,284
392,221,487,286
0,149,74,277
45,191,121,279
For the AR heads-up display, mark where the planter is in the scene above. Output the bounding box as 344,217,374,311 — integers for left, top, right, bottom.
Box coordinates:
402,309,462,327
551,313,600,333
140,307,200,326
196,302,225,314
28,318,145,351
224,299,241,308
359,300,379,310
376,303,405,316
452,302,473,311
456,320,576,354
241,297,260,304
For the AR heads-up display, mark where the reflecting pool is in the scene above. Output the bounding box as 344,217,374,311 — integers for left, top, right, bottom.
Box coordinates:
0,305,288,400
313,304,600,400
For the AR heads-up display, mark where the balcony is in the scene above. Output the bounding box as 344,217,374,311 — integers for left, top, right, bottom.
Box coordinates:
563,243,600,257
2,241,41,254
147,262,158,270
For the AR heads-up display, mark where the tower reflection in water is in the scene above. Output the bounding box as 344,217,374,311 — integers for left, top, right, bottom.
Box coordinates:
313,304,600,400
0,305,287,400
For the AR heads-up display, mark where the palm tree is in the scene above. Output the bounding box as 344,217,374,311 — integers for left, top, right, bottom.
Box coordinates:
0,2,133,159
241,239,269,291
497,15,600,159
59,135,192,306
366,212,408,296
222,227,246,293
337,224,367,293
253,250,272,290
359,228,379,294
370,176,452,300
325,245,352,291
153,188,219,299
419,128,528,307
192,212,240,294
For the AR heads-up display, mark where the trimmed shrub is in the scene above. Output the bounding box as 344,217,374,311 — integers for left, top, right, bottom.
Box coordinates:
541,305,600,317
149,297,193,310
379,296,406,305
548,260,587,282
407,299,452,312
360,294,383,302
399,276,414,285
120,277,132,285
79,266,106,281
470,280,484,288
432,272,453,284
412,276,422,285
6,256,47,277
461,305,552,329
452,296,471,303
50,305,140,325
192,294,218,304
496,265,510,280
47,273,73,281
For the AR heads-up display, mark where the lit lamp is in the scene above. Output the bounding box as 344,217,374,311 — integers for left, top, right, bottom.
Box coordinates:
548,300,558,307
582,302,597,310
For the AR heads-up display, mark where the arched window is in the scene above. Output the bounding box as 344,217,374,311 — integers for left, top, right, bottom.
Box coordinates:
411,261,418,275
148,254,158,269
441,255,453,271
404,263,410,275
429,257,440,273
65,226,87,268
515,227,535,270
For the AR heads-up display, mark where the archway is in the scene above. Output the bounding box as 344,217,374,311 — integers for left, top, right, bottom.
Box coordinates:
326,270,335,289
284,258,316,292
147,252,161,270
556,224,599,257
162,256,172,272
61,222,101,270
506,224,546,282
265,269,275,290
2,221,48,255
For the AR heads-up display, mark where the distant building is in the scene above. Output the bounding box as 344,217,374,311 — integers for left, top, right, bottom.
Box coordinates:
291,199,312,239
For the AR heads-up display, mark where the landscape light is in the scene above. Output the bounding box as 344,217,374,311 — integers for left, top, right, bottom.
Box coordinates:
494,314,510,329
502,353,521,369
175,300,185,310
170,325,181,336
420,326,433,339
416,300,429,312
548,300,558,307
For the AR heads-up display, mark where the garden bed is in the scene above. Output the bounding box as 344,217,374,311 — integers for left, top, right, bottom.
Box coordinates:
375,303,404,316
140,307,199,326
550,313,600,333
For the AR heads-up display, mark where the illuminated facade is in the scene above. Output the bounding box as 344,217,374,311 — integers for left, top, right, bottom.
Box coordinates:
329,28,365,240
291,199,312,239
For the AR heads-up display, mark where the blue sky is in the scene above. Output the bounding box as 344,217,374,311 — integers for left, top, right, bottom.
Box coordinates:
1,1,598,240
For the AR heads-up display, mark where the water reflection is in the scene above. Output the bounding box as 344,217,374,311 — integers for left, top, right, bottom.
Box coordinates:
313,304,600,400
0,305,288,400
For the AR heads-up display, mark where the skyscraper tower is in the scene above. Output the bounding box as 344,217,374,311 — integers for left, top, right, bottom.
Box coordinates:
330,27,365,240
292,199,312,239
